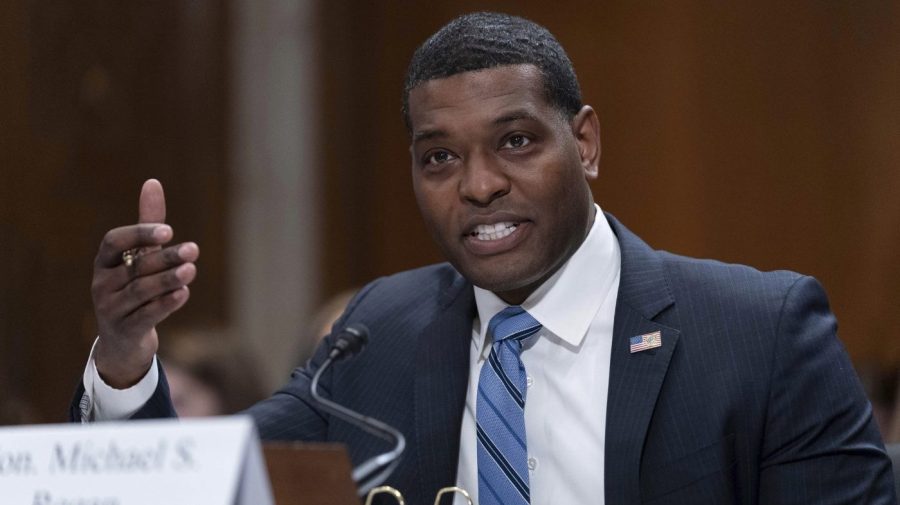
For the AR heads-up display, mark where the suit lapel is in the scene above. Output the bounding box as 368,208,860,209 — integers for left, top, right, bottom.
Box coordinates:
604,214,681,504
413,273,475,504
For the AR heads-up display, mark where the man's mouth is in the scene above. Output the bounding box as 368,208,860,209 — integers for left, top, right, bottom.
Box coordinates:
470,222,519,241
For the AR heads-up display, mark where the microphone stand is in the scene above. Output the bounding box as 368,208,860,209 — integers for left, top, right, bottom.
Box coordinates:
310,354,406,496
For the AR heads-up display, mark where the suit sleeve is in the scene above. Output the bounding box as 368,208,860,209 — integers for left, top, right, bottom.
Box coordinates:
66,329,338,436
239,278,382,441
759,276,896,504
239,341,332,441
67,347,330,433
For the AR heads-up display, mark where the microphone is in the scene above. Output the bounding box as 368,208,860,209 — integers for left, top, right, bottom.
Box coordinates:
310,323,407,496
327,323,368,361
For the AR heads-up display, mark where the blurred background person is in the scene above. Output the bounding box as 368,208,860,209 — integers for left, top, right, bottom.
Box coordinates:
158,328,266,417
0,396,38,426
295,288,359,365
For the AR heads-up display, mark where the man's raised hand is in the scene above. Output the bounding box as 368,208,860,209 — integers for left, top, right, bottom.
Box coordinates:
92,179,199,389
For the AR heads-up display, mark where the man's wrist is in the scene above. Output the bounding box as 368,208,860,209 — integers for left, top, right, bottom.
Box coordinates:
94,337,155,389
83,337,160,421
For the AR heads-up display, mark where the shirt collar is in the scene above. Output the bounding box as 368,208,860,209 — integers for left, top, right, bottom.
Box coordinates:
473,204,621,350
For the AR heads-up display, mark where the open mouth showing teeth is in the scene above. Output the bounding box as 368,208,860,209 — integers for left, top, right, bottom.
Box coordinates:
470,222,518,241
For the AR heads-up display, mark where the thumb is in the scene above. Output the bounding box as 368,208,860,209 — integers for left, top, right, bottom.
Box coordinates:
138,179,166,224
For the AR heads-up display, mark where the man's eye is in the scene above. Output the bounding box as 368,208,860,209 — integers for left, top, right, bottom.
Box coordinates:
503,135,531,149
425,150,455,165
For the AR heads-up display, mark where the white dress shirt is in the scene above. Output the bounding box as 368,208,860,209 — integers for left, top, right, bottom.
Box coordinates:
81,338,160,421
454,204,621,505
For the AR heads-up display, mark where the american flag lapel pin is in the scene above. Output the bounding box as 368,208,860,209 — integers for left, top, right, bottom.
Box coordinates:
630,331,662,353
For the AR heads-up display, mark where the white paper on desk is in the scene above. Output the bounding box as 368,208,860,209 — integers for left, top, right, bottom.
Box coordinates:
0,415,273,505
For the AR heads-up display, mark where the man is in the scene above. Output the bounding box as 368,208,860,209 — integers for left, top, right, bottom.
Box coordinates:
72,12,895,504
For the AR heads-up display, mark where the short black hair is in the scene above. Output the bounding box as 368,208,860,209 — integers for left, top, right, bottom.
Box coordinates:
402,12,583,131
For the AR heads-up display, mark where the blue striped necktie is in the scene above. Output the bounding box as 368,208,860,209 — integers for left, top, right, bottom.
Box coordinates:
477,306,542,505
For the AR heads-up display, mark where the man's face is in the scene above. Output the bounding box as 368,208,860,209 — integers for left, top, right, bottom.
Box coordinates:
409,64,600,304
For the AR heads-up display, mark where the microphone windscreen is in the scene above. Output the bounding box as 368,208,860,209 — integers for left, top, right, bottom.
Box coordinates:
330,323,369,360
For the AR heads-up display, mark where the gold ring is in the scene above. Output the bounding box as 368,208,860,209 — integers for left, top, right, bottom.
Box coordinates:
122,248,139,267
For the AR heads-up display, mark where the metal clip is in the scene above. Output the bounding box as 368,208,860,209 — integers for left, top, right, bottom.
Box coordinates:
364,485,405,505
433,486,473,505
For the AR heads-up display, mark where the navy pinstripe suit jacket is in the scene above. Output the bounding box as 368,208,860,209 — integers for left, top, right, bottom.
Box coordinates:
71,214,896,504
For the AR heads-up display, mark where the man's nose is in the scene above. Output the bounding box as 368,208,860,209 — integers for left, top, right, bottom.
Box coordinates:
459,155,510,206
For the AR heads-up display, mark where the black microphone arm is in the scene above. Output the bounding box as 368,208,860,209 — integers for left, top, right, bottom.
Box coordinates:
309,323,407,496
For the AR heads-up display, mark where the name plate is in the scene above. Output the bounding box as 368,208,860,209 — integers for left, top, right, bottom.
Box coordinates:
0,415,273,505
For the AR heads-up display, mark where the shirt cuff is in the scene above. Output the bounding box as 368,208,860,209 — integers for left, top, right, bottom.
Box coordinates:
80,337,159,422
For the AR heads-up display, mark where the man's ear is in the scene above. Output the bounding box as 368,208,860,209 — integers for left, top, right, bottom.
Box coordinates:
571,105,601,180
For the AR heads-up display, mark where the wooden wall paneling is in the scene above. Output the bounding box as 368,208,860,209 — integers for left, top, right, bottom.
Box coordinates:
827,2,900,362
0,0,229,423
317,0,386,295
